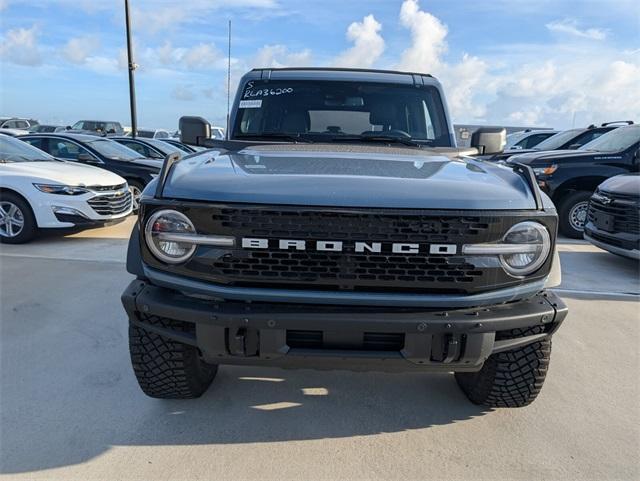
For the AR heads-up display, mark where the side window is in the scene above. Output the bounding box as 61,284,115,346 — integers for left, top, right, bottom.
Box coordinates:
522,134,549,149
48,140,90,160
23,138,45,151
5,120,17,128
16,121,29,129
156,131,168,139
567,131,606,149
121,141,147,156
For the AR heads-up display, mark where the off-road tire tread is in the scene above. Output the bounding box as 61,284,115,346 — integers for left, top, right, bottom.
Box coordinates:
129,316,217,399
455,326,551,408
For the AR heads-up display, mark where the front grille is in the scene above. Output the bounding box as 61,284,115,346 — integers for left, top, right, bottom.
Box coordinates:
286,330,405,351
213,208,491,242
588,192,640,235
142,204,557,294
88,190,132,215
88,182,127,192
213,251,483,289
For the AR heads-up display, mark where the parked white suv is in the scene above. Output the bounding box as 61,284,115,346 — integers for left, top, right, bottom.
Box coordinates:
0,134,132,243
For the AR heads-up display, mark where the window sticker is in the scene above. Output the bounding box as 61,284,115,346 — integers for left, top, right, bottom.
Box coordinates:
239,100,263,109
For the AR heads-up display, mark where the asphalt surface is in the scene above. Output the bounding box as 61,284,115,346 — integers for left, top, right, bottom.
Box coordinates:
1,218,639,481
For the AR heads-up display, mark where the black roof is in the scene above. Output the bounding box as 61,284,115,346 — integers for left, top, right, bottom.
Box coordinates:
23,132,106,142
251,67,434,78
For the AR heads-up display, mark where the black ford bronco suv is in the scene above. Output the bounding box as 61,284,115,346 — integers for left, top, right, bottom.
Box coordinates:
122,68,567,407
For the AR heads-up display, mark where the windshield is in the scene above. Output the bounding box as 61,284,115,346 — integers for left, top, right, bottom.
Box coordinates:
505,132,527,148
87,139,142,160
579,126,640,152
232,80,452,146
147,139,183,155
0,135,56,162
533,129,582,150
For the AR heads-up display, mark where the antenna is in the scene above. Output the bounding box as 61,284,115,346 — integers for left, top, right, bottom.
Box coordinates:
226,19,231,138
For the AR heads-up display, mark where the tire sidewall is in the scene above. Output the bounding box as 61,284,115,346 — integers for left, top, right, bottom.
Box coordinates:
0,192,37,244
559,191,592,239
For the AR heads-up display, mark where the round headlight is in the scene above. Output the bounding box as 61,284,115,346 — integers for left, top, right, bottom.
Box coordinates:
145,209,197,264
500,221,551,276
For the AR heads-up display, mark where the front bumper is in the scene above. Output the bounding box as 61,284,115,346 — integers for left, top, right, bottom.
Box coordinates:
30,189,132,229
122,280,567,372
584,228,640,260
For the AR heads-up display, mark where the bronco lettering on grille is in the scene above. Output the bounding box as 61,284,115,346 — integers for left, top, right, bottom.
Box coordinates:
240,238,457,255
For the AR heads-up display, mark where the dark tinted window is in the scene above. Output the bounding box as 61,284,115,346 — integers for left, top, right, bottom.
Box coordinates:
233,80,452,146
566,129,611,148
48,139,92,160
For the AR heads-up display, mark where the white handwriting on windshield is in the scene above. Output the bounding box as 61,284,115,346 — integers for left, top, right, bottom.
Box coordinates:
243,82,293,99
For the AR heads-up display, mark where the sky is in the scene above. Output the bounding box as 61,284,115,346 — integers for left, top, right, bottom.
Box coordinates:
1,0,639,131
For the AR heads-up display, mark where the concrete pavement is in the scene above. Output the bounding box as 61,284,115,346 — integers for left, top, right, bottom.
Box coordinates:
0,222,638,480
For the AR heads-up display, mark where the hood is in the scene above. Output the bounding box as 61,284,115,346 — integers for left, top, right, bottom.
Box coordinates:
2,160,125,186
163,144,538,210
598,173,640,197
507,149,589,165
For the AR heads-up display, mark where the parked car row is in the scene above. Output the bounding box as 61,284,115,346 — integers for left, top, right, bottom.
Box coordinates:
483,122,639,241
0,135,133,243
0,130,206,243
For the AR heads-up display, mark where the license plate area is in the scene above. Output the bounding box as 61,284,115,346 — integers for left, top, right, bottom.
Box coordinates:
593,211,615,232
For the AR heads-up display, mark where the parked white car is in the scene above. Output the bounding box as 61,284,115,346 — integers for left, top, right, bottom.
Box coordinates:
0,134,133,243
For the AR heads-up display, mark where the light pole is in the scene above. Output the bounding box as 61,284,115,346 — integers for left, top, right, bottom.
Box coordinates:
124,0,137,138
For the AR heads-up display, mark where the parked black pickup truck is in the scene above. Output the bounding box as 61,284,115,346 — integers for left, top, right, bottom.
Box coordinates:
122,68,566,408
508,125,640,238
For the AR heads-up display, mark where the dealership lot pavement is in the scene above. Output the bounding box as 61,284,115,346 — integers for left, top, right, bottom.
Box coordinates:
1,219,638,481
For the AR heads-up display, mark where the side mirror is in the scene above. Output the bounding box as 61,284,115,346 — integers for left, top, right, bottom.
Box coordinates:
471,127,506,155
179,116,211,146
633,149,640,169
77,153,99,164
65,126,71,130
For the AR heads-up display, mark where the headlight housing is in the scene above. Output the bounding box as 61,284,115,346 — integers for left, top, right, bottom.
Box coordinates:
463,221,551,277
532,165,557,176
34,184,90,195
145,210,197,264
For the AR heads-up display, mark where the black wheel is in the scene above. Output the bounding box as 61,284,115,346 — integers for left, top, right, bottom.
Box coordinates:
455,326,551,408
0,192,37,244
127,180,144,214
129,316,218,399
558,191,592,238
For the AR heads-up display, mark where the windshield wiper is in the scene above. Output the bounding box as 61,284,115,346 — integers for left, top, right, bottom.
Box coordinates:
235,133,314,143
331,134,424,148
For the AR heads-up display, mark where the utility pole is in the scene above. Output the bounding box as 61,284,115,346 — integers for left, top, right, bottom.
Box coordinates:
226,20,231,137
124,0,138,137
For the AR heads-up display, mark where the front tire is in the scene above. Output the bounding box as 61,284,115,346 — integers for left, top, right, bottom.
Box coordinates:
129,317,218,399
455,326,551,408
0,192,37,244
558,191,592,238
127,181,144,214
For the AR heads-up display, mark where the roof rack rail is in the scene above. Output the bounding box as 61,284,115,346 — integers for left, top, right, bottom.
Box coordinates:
601,120,634,126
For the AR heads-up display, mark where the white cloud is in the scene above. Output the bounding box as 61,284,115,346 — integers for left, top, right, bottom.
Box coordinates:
63,36,100,64
333,14,384,68
144,42,223,71
84,56,120,75
182,43,222,69
0,25,42,66
252,44,312,68
546,19,607,40
397,0,447,72
171,84,195,101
